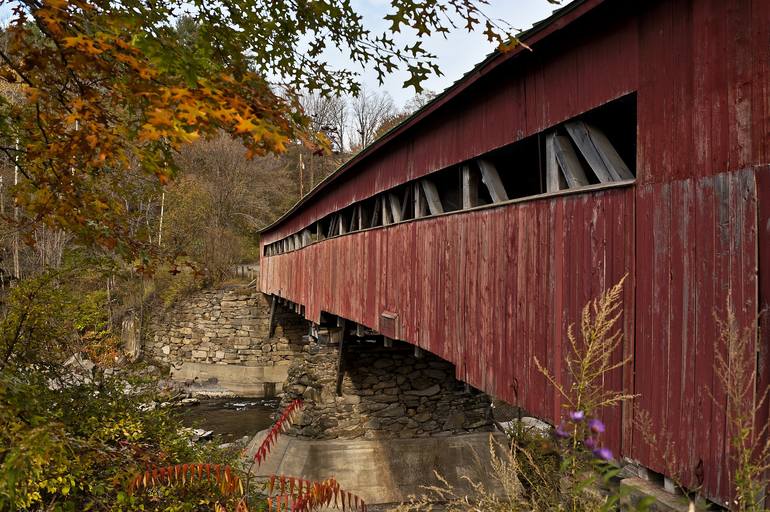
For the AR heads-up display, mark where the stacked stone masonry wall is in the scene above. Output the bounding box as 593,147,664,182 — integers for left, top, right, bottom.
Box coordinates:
149,286,306,367
282,339,493,439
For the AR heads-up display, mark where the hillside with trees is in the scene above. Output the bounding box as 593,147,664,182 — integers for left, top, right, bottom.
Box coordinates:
0,0,517,509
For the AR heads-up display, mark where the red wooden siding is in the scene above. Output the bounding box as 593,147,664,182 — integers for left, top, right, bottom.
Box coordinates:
633,170,759,499
261,186,635,454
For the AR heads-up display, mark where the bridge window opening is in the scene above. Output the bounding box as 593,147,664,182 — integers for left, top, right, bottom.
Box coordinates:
355,199,370,230
318,215,334,239
313,221,325,242
263,96,636,257
396,184,414,221
362,195,382,228
544,94,636,192
483,135,544,200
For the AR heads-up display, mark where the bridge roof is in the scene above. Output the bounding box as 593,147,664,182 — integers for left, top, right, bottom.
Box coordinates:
260,0,597,236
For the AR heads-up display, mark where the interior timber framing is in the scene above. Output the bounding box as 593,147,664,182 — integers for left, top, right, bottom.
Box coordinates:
264,178,635,256
264,94,637,257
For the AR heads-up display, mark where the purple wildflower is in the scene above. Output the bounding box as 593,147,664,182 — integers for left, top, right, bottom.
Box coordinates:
554,423,571,439
584,437,597,450
569,410,585,422
592,447,613,461
588,418,605,434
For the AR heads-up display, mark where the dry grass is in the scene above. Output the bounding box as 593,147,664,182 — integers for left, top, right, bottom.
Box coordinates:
712,298,770,512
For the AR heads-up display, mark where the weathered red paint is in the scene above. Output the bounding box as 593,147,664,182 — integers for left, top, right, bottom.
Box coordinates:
262,186,634,452
260,0,770,505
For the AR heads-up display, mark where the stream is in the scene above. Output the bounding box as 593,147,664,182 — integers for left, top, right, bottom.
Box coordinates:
177,398,280,444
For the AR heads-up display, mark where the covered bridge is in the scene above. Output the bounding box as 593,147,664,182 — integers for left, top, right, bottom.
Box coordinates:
259,0,770,504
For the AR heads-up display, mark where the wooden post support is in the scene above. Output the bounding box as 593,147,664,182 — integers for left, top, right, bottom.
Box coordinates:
477,159,508,203
335,339,345,396
302,229,312,246
371,197,381,226
383,337,393,348
338,213,347,235
461,164,479,209
310,322,319,339
414,182,427,218
328,327,344,345
316,222,324,240
381,195,391,225
268,295,277,337
358,204,364,230
337,317,346,329
545,132,566,192
355,323,365,337
351,204,362,231
388,193,402,222
414,345,424,359
400,186,411,220
420,179,444,215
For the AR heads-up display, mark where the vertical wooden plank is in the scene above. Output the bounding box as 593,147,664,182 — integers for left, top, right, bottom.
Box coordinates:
667,179,691,473
756,167,770,482
711,173,730,497
750,1,770,167
381,195,391,226
725,1,753,172
461,164,479,209
550,197,564,423
632,183,652,466
546,132,565,192
414,182,427,218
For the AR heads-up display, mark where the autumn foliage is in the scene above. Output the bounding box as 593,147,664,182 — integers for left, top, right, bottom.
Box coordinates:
128,462,244,497
127,399,366,512
253,398,304,467
0,0,305,255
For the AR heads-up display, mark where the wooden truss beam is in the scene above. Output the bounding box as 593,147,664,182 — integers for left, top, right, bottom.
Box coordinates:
565,120,633,182
553,134,589,188
477,159,508,203
420,179,444,215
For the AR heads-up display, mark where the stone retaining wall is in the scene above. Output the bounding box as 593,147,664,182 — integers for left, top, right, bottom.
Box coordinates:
282,338,493,439
149,287,305,366
148,286,306,395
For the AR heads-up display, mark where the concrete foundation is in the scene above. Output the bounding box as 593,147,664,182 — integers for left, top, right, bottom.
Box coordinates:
245,429,507,505
170,361,291,397
619,478,695,512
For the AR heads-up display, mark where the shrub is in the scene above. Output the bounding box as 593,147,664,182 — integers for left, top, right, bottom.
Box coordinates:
0,369,238,511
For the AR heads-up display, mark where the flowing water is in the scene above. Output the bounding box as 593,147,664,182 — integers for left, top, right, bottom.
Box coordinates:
177,398,280,443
